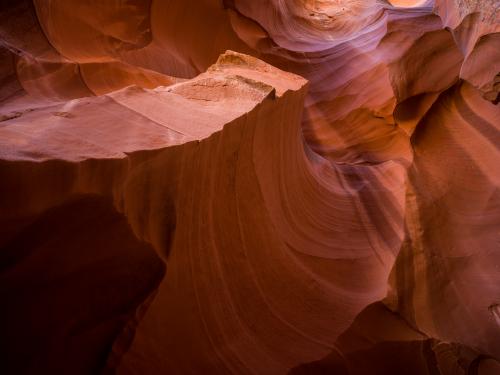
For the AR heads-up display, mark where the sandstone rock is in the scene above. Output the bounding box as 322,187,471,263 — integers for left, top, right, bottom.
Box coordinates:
0,1,498,374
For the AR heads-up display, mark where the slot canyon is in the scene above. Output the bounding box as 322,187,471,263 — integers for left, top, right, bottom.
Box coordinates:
0,0,499,374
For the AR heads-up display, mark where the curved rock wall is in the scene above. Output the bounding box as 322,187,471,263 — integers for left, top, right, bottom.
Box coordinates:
0,0,498,374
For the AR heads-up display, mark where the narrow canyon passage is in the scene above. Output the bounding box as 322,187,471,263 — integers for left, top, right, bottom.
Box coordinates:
0,1,499,374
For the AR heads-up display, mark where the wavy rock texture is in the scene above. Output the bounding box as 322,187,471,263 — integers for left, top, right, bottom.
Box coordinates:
0,0,499,374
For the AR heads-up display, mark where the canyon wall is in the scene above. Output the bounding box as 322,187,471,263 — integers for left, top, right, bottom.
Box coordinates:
0,0,498,374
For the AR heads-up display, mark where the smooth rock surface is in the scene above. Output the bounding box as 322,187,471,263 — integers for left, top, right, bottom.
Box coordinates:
0,0,498,374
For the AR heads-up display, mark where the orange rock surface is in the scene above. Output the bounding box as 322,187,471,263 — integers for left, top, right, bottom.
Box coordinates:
0,1,498,374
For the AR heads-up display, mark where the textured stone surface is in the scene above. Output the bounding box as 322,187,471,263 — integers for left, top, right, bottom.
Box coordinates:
0,1,498,374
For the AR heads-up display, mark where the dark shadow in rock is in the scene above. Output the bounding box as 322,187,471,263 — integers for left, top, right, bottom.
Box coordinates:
0,195,165,375
289,302,486,375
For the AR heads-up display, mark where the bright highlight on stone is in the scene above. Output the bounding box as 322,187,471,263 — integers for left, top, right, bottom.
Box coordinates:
0,0,498,374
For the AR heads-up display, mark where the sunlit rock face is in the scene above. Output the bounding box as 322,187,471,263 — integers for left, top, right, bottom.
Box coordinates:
0,0,498,374
390,0,431,6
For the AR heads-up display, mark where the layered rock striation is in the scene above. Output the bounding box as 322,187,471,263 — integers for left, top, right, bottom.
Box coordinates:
0,0,499,374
